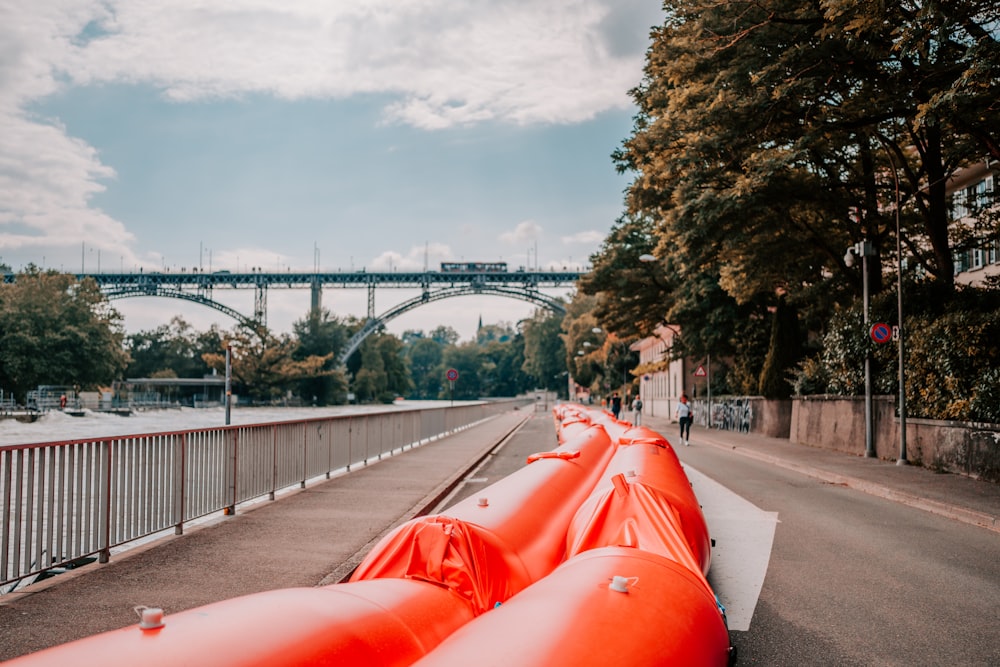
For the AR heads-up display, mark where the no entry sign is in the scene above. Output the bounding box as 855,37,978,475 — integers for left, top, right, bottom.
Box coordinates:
870,323,892,344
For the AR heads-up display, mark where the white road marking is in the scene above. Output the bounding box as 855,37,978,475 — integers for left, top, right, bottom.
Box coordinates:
684,464,779,632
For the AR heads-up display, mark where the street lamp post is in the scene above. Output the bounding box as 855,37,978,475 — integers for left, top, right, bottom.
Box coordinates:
225,343,233,426
844,240,876,458
878,136,908,465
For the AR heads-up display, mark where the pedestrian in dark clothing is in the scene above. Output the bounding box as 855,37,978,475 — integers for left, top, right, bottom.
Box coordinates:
676,393,692,445
610,392,622,419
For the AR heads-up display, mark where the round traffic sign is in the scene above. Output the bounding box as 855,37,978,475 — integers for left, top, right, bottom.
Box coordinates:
870,322,892,344
446,368,459,381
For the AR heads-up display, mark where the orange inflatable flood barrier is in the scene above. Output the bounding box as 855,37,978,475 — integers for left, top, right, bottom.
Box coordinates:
5,578,475,667
409,547,732,667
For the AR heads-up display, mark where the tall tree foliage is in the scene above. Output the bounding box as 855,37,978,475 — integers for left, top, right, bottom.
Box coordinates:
349,332,412,403
0,269,128,400
600,0,999,397
203,325,335,403
521,308,567,393
126,316,224,379
292,309,349,405
405,335,446,399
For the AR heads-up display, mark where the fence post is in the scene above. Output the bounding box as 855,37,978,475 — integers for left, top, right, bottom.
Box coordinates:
175,433,186,535
98,440,111,563
225,429,237,515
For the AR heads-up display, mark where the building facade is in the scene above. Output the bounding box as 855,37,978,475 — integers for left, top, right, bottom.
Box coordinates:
950,159,998,285
631,324,688,420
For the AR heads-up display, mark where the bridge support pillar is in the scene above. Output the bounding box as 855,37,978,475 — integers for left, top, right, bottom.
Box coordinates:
310,278,322,317
254,283,268,327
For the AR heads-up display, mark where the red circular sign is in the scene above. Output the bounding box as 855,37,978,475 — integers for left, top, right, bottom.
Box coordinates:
870,323,892,344
446,368,459,381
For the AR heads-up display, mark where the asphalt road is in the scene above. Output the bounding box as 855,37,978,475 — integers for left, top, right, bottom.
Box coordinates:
671,436,1000,667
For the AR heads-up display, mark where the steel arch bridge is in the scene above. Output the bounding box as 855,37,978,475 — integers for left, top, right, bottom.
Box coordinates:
5,268,582,359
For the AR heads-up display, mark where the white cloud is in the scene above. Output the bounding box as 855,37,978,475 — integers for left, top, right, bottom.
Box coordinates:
48,1,644,127
370,242,453,271
561,230,605,245
0,108,136,270
499,220,542,245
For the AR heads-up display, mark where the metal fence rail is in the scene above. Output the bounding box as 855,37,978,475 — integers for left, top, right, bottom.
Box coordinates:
1,400,529,589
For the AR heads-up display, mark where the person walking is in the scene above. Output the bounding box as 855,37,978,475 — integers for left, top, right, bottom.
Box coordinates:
631,395,643,426
675,393,692,445
610,392,622,420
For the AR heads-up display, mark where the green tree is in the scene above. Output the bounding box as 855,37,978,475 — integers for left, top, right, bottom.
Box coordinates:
406,336,445,399
560,294,606,395
125,316,221,379
442,344,485,400
429,325,460,346
580,214,670,338
521,308,567,394
292,309,350,405
490,331,529,396
0,268,128,400
476,322,514,344
376,334,412,401
202,325,334,403
758,297,803,399
349,332,412,403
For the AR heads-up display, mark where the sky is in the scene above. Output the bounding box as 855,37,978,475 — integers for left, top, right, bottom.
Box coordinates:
1,0,662,342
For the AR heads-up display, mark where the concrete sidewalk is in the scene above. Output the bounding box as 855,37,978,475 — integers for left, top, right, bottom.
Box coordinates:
641,413,1000,534
0,409,536,662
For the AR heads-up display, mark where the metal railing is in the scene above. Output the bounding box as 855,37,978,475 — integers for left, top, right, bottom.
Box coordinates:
1,400,530,590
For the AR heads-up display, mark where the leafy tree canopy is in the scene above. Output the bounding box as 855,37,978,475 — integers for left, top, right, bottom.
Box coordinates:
0,268,128,401
586,0,1000,398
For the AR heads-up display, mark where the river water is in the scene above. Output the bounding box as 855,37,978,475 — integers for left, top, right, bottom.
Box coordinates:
0,400,465,447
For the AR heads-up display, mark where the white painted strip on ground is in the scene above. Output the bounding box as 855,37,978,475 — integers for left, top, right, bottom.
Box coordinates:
684,464,779,632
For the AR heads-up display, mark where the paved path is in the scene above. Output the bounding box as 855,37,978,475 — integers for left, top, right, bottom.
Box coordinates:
2,405,997,662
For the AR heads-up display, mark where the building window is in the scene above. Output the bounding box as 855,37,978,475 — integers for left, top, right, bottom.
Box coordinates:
955,250,969,274
951,189,969,219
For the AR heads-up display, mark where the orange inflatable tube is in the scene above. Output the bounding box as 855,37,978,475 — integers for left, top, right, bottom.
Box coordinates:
350,424,615,612
409,547,732,667
577,425,713,572
4,579,474,667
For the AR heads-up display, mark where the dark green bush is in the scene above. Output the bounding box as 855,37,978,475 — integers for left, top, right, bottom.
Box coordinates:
792,281,1000,422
